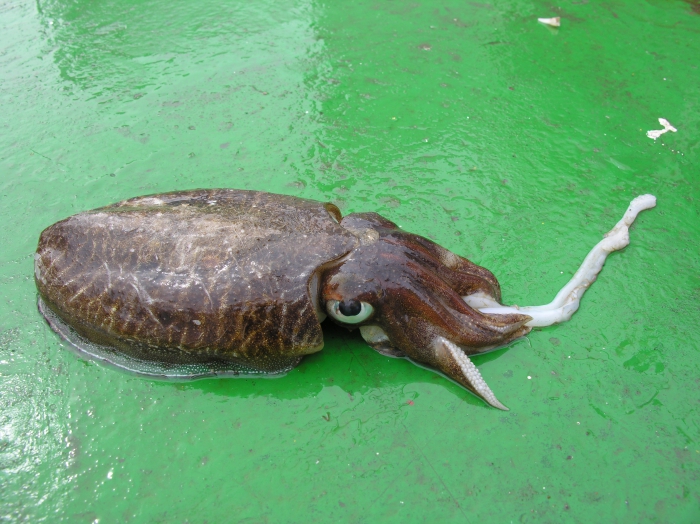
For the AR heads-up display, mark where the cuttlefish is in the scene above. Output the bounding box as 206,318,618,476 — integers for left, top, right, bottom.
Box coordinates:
34,190,656,409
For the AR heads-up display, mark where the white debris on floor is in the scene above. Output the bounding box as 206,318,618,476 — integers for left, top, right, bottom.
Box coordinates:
538,17,561,27
647,117,677,140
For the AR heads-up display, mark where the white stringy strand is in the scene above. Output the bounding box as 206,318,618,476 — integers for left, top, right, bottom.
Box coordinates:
465,195,656,327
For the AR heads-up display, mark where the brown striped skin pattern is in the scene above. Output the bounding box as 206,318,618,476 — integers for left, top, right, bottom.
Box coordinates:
35,189,530,406
35,190,357,372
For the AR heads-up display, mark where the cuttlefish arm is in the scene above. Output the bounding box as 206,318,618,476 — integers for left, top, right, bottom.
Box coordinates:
464,194,657,328
432,336,510,410
354,195,655,411
362,326,511,411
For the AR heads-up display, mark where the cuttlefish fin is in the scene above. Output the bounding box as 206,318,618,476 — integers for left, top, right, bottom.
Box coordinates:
432,336,509,410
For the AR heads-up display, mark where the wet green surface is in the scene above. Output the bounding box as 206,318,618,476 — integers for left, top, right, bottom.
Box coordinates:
1,0,699,522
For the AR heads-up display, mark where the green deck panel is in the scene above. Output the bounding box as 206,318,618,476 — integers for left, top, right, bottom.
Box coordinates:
1,0,699,522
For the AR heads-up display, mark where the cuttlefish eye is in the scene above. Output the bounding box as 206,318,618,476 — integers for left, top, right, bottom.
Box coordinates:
339,299,361,316
326,299,374,324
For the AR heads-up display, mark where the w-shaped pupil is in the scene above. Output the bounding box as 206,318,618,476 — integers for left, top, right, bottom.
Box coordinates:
339,299,362,316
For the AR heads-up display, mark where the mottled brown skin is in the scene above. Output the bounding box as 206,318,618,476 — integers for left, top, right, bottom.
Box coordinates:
35,189,531,406
35,189,357,372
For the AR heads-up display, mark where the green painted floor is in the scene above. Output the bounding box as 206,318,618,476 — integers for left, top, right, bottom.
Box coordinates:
2,0,699,522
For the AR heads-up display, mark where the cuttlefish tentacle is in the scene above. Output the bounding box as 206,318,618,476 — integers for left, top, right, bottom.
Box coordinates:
464,195,657,327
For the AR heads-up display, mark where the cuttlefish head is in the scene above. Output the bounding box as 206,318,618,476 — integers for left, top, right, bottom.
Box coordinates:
320,212,532,410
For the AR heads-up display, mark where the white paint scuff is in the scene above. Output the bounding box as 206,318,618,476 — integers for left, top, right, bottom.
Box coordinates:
647,118,677,140
538,17,561,27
